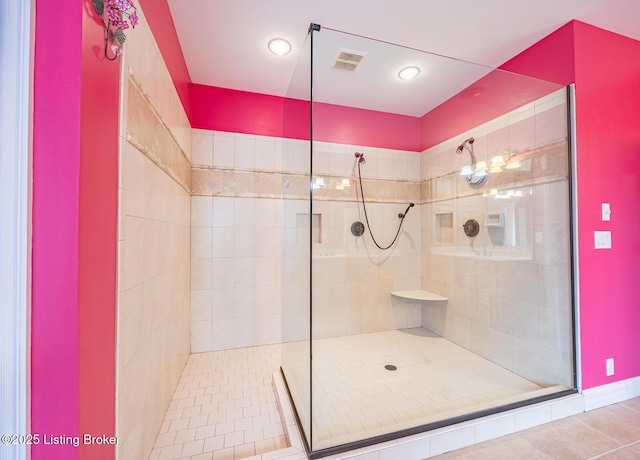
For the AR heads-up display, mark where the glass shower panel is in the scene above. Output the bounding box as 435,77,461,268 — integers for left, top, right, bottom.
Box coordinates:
280,29,312,447
306,26,575,456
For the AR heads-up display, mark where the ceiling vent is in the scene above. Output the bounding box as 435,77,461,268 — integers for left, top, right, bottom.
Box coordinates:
330,48,367,72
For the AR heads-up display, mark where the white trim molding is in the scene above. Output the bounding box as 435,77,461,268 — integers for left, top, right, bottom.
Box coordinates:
0,0,32,459
582,376,640,412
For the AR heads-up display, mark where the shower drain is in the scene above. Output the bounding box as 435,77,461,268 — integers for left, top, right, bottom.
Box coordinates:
384,364,397,371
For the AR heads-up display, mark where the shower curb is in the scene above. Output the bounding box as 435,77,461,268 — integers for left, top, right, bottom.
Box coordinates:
259,389,585,460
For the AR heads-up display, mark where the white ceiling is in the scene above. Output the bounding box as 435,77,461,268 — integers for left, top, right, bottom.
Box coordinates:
168,0,640,116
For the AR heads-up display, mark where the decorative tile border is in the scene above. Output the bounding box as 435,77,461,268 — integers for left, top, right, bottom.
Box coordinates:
190,139,566,206
126,75,191,193
192,167,421,204
422,139,569,204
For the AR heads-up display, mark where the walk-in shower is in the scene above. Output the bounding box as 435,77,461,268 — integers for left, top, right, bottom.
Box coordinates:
280,24,575,458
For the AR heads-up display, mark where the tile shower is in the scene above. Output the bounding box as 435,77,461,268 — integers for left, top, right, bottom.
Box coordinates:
420,90,573,388
190,132,423,351
186,88,574,456
276,27,575,458
118,4,575,458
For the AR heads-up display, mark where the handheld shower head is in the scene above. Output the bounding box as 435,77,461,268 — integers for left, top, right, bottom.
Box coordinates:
398,203,415,219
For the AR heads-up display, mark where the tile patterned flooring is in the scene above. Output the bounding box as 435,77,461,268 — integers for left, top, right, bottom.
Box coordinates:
285,328,565,450
151,328,575,459
150,329,640,459
150,344,287,460
436,397,640,459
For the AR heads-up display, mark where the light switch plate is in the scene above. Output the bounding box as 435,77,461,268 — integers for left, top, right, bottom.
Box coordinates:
595,231,612,249
602,203,611,221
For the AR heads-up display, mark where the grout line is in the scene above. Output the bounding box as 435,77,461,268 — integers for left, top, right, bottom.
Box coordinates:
619,399,640,413
572,404,640,447
588,440,640,459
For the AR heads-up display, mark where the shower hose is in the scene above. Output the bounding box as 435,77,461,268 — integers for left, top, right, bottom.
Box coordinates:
355,153,414,250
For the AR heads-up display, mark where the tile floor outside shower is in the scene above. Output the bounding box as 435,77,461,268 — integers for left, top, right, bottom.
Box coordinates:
151,327,570,459
437,397,640,459
149,344,289,460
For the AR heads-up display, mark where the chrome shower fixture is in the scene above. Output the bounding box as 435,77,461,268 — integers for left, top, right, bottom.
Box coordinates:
456,137,487,188
355,152,365,163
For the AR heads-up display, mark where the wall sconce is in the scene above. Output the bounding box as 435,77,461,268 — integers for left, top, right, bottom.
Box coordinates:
92,0,139,60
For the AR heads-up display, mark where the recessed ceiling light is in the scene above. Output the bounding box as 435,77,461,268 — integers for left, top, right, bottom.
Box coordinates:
268,38,291,56
398,66,420,80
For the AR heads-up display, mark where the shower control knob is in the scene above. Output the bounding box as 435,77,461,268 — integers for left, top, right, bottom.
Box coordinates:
351,221,365,237
462,219,480,237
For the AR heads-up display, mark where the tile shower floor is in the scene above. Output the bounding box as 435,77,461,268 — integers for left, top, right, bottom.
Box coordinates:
291,328,565,450
151,328,565,459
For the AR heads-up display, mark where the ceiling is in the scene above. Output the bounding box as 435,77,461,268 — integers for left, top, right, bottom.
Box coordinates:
168,0,640,116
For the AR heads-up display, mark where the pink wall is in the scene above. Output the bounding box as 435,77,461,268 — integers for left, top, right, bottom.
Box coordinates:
32,1,81,457
571,22,640,388
31,0,118,458
191,84,285,138
500,21,576,86
420,23,576,150
491,20,640,389
190,84,422,151
420,70,564,150
315,102,420,151
77,2,119,456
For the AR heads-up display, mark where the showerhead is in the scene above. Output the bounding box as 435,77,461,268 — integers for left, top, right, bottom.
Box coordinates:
398,203,415,219
456,137,475,154
456,135,486,188
355,152,365,163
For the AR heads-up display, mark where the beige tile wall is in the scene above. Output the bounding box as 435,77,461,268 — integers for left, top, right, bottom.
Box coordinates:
190,92,572,387
191,130,423,350
191,194,283,351
420,88,574,387
116,4,191,459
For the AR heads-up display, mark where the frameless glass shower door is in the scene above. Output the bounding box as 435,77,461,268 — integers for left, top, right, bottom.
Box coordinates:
281,24,576,458
280,27,313,448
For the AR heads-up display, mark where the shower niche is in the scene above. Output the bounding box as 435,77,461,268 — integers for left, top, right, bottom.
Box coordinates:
281,24,575,459
434,212,454,244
